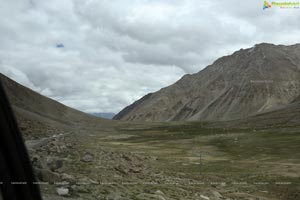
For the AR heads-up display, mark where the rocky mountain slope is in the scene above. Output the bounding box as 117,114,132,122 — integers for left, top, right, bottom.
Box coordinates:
229,95,300,128
114,43,300,122
0,73,111,139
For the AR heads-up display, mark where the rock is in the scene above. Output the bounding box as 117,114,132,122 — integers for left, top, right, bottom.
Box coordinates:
121,154,132,161
77,177,98,185
46,157,63,172
137,193,166,200
89,179,99,184
114,165,128,175
129,166,142,173
155,190,164,195
212,191,222,198
156,195,166,200
200,195,210,200
31,156,42,169
66,143,73,148
81,152,94,162
56,187,69,196
35,168,60,183
151,156,158,161
220,182,226,187
71,185,89,193
61,173,76,185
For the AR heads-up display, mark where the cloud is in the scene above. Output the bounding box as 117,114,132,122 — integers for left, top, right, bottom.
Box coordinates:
1,0,300,113
0,62,40,91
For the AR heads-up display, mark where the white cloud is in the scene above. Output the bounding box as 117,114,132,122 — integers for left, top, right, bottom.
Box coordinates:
1,0,300,113
0,62,40,91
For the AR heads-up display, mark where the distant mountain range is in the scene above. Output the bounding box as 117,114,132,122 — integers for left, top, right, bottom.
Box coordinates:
89,112,115,119
114,43,300,122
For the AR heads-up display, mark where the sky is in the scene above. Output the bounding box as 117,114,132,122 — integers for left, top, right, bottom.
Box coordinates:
1,0,300,114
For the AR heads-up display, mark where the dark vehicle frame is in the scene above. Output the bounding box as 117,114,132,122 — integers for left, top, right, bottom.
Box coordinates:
0,80,42,200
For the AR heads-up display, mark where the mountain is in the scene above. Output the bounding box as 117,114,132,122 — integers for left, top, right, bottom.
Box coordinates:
0,73,111,139
114,43,300,122
227,96,300,128
90,112,115,119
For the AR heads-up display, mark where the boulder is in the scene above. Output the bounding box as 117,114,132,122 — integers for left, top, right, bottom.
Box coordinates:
61,173,76,185
35,168,60,183
81,152,94,162
212,191,222,199
200,195,210,200
56,187,69,196
114,164,128,175
46,157,63,172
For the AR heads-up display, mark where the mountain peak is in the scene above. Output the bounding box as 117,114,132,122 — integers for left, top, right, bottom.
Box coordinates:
114,43,300,122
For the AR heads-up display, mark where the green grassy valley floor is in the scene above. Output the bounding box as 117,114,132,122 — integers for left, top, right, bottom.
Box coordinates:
26,122,300,200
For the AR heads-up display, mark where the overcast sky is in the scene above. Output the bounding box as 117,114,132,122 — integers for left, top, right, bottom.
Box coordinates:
1,0,300,113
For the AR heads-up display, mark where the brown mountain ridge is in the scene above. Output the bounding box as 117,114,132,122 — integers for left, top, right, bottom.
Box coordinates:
0,73,111,139
114,43,300,122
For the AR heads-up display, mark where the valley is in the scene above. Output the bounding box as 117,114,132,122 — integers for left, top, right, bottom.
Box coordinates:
25,121,300,200
1,43,300,200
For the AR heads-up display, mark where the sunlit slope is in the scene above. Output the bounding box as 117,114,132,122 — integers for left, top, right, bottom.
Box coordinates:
115,43,300,122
